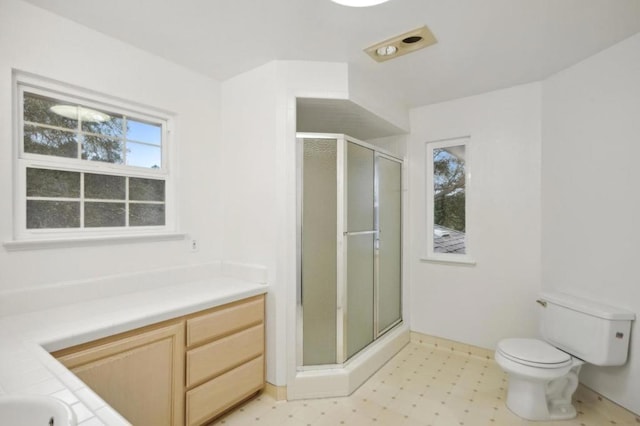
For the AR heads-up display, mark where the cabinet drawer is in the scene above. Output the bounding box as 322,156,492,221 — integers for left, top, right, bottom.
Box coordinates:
185,355,264,426
186,323,263,388
186,295,263,347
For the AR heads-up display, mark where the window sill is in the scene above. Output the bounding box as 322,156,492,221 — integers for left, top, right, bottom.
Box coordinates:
420,256,476,266
3,232,186,252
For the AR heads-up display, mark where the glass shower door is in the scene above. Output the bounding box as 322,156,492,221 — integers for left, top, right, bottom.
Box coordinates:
376,155,402,335
298,133,402,367
301,138,337,365
343,142,376,361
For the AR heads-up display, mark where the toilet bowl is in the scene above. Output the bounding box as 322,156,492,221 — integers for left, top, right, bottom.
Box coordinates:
495,338,583,421
495,292,634,422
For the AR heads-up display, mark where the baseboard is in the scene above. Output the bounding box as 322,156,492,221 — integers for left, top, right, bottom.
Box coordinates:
264,382,287,401
410,331,495,360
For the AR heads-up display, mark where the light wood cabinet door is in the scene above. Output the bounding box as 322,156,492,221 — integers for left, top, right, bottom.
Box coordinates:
56,322,185,426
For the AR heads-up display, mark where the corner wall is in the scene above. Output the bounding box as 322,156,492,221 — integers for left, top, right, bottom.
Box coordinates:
408,82,542,350
541,33,640,414
221,60,351,387
0,0,222,292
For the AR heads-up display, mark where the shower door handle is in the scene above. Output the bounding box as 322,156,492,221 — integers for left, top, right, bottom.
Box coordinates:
343,230,378,236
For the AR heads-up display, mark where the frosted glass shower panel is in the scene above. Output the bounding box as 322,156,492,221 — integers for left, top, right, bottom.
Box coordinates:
346,233,375,359
302,138,337,365
347,142,375,232
345,142,375,360
377,156,402,334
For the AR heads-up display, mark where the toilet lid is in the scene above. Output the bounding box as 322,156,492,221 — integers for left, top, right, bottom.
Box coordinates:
497,338,572,368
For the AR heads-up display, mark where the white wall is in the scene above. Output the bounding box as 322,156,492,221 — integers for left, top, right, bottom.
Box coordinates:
221,60,351,386
541,33,640,414
408,83,542,349
0,0,222,292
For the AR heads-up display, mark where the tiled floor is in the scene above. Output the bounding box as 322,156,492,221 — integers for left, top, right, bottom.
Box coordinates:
213,341,640,426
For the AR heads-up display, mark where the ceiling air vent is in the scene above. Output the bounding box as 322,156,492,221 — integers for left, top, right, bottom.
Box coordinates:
365,25,437,62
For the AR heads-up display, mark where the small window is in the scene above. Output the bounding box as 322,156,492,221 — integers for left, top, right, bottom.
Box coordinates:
15,75,172,240
425,137,473,263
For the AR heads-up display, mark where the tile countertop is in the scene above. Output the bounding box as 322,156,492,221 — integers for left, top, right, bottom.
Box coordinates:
0,278,268,426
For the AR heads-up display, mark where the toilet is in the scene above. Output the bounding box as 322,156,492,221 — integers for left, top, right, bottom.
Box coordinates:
495,292,635,421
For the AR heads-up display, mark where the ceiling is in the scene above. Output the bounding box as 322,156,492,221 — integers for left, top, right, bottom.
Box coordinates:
23,0,640,108
297,98,406,140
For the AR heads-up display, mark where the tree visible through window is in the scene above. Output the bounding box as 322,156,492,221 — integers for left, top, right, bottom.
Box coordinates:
426,138,468,257
15,77,170,238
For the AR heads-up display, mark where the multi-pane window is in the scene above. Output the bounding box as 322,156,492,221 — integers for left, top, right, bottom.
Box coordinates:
425,137,471,261
16,78,171,238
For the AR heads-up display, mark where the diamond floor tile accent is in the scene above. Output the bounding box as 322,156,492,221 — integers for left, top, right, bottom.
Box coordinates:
211,341,640,426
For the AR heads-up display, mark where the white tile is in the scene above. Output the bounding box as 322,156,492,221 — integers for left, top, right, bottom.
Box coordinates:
51,388,79,405
24,377,65,395
0,366,54,392
72,401,95,423
75,386,107,411
79,417,105,426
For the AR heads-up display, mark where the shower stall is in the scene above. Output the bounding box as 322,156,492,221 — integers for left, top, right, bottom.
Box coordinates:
295,133,405,395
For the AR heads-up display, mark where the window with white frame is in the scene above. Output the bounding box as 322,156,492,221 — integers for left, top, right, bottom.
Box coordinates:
425,137,472,262
15,76,172,240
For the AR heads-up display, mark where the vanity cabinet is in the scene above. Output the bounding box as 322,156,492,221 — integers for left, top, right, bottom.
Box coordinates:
185,296,265,426
53,294,265,426
55,321,185,426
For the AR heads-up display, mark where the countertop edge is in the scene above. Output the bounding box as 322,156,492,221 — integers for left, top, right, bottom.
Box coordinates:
0,279,269,426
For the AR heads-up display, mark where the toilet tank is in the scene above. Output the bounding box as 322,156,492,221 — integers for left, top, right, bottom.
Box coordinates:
538,292,635,366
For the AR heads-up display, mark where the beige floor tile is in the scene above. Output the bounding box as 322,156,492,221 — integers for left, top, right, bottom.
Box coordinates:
210,342,638,426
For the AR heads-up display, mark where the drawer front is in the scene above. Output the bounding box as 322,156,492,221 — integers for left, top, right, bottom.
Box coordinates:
187,295,264,347
186,355,264,426
186,323,263,388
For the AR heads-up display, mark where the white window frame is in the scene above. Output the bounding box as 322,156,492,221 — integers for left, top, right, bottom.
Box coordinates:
7,72,181,249
423,136,475,265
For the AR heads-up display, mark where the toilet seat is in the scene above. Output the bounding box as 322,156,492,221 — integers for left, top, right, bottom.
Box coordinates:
497,338,572,369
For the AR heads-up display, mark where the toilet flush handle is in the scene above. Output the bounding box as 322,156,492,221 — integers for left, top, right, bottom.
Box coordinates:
536,299,547,308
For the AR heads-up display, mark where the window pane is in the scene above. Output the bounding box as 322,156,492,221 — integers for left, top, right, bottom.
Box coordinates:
27,200,79,228
85,202,125,227
81,112,124,138
129,178,165,201
85,173,126,200
82,135,124,164
433,145,466,254
129,204,165,226
24,92,78,129
24,125,78,158
127,120,161,145
27,168,80,198
347,142,375,231
126,142,161,169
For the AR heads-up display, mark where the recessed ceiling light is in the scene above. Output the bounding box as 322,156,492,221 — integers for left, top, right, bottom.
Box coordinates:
376,45,398,57
331,0,391,7
365,25,437,62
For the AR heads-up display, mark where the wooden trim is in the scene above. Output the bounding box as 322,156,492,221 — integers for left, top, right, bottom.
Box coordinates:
52,317,184,359
264,382,287,401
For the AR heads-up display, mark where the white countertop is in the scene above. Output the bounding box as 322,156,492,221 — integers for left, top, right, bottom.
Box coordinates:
0,277,268,425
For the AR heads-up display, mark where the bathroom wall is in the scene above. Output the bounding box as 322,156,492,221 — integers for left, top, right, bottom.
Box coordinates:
221,60,411,388
0,0,222,295
541,33,640,414
221,60,351,387
408,82,542,350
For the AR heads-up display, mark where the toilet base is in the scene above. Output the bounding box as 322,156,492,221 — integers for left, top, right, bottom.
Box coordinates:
505,365,581,421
